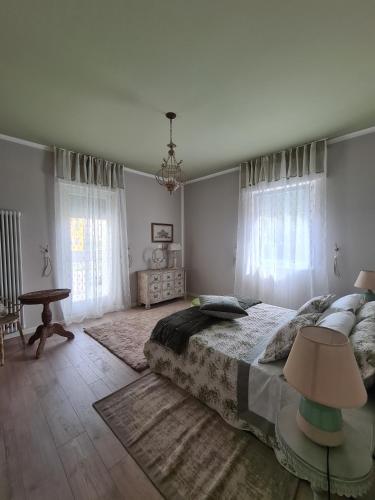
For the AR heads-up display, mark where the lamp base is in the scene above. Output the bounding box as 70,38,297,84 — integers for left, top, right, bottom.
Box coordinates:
364,290,375,302
296,397,344,447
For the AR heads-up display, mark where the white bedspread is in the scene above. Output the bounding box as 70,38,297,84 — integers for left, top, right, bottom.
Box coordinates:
248,355,299,424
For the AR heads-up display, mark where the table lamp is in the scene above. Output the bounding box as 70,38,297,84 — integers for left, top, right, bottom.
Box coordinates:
284,326,367,447
354,270,375,302
168,243,182,268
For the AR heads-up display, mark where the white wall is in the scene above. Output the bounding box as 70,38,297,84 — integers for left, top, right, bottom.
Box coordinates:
184,132,375,300
326,133,375,295
184,172,239,295
0,138,181,329
125,171,181,303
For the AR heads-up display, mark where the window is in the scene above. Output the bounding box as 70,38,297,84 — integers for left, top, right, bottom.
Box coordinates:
235,175,327,308
70,217,109,303
55,179,130,323
250,181,312,275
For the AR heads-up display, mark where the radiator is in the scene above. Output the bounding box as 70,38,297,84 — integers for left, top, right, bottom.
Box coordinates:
0,210,23,330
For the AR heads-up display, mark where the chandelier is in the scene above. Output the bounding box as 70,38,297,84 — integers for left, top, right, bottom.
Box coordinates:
155,112,184,194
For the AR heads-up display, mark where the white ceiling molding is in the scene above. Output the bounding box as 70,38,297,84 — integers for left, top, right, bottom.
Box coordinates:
0,132,51,151
124,167,154,178
327,125,375,145
184,166,240,185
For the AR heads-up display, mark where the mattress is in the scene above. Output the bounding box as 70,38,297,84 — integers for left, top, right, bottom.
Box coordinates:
144,302,295,447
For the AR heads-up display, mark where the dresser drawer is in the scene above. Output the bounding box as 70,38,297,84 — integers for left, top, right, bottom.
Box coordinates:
150,291,162,303
162,270,175,281
150,272,162,283
175,287,184,296
162,289,174,300
175,270,184,280
175,279,184,288
149,282,161,293
162,280,174,291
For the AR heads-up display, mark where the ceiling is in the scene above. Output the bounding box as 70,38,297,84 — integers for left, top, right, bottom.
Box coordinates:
1,1,375,180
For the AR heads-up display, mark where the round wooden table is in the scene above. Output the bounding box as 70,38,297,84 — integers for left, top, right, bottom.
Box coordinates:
275,403,374,499
19,289,74,358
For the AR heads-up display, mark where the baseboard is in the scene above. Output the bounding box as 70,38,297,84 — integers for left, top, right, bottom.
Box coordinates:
4,326,34,341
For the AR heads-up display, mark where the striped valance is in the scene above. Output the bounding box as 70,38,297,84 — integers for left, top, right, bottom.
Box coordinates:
240,139,326,188
54,147,126,189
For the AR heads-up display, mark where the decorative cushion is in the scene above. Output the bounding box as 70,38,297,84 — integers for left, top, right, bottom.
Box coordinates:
316,310,356,336
199,295,248,319
296,294,335,316
356,301,375,323
350,318,375,389
236,296,261,310
191,297,200,307
259,313,320,364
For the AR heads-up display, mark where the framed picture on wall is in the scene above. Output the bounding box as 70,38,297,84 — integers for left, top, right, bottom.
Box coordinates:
151,223,173,243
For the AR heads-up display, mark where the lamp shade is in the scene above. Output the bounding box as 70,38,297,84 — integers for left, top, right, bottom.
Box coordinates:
168,243,182,251
284,326,367,409
354,270,375,290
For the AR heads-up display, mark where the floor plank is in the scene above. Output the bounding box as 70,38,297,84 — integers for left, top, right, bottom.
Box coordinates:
10,406,74,500
75,404,127,470
58,432,122,500
110,452,163,500
89,378,115,400
0,423,26,500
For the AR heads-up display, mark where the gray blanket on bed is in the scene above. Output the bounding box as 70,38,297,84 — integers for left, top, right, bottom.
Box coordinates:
150,298,261,354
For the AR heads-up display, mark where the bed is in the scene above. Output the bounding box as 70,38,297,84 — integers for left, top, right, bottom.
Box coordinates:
144,302,300,447
145,300,375,452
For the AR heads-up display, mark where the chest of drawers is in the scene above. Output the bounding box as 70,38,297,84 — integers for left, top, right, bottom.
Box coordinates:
137,268,185,309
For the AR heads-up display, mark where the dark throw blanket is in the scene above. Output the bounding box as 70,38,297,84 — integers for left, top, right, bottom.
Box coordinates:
150,307,216,354
150,298,261,354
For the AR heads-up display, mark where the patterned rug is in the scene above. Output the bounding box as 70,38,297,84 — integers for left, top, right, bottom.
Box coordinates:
94,373,299,500
84,299,190,371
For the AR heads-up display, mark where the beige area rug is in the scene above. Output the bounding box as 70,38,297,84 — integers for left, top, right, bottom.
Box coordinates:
84,299,190,371
94,373,299,500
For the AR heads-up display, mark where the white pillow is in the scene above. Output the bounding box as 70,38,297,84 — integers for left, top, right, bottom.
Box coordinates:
316,310,356,337
328,294,365,313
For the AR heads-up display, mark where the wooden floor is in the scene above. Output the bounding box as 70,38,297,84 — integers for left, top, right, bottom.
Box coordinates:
0,306,313,500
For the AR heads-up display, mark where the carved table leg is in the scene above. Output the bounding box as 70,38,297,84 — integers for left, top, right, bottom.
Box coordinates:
28,324,43,345
33,302,52,358
36,327,48,359
41,302,52,327
51,323,74,340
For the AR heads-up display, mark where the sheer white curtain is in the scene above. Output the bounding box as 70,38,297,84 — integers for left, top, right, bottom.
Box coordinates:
235,142,327,309
54,149,130,323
